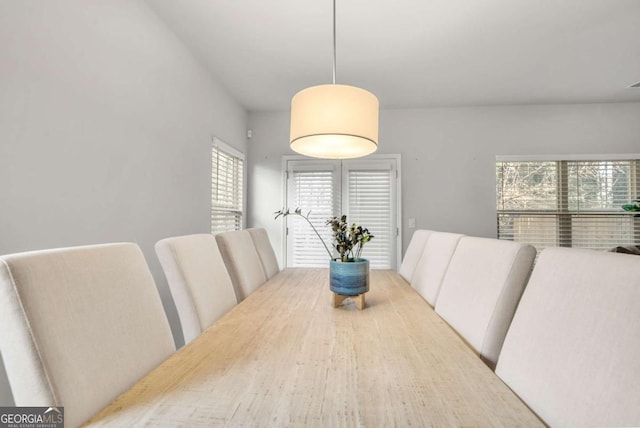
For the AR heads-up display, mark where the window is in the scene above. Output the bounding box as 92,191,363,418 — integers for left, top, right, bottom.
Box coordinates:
497,156,640,252
284,156,401,269
344,161,396,269
211,138,244,234
287,163,338,267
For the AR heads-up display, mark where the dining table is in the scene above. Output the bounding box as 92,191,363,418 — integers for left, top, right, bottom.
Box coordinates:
85,268,543,427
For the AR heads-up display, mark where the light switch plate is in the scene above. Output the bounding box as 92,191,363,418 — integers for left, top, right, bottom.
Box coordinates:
408,218,416,229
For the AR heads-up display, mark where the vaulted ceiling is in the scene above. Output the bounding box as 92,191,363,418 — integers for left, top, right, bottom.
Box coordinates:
146,0,640,111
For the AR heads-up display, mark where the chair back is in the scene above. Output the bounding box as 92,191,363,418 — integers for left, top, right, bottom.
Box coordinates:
215,230,267,301
247,228,280,279
155,234,237,345
0,243,175,427
412,232,464,306
435,237,535,368
398,230,433,282
496,247,640,427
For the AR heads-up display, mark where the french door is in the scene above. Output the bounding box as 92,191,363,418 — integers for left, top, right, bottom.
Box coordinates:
283,156,401,269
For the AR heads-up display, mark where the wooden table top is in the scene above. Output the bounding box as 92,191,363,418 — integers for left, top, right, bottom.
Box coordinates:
85,268,542,427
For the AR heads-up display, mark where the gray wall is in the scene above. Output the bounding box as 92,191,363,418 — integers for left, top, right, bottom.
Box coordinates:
247,103,640,266
0,0,247,405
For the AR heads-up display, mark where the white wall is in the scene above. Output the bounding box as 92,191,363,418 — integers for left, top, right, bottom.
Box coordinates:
247,103,640,266
0,0,247,405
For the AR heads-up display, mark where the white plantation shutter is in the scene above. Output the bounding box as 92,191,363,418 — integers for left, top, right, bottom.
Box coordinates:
344,161,396,269
497,157,640,252
212,140,244,234
284,158,400,269
287,163,339,267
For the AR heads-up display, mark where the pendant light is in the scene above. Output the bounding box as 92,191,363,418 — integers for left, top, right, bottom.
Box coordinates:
289,0,379,159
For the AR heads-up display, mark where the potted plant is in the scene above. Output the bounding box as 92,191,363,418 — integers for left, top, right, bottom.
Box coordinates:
274,208,374,296
622,198,640,212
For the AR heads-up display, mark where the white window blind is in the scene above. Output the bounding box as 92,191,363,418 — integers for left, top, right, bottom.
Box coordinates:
287,165,338,267
497,159,640,252
344,162,395,269
212,140,244,234
285,158,400,269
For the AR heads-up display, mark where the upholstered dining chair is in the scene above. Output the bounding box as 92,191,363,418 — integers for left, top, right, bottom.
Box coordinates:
155,234,238,345
398,229,433,283
434,237,536,369
411,231,464,306
215,230,267,302
0,243,175,428
247,228,280,280
496,247,640,427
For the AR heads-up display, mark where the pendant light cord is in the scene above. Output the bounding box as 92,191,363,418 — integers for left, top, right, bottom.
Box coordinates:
332,0,336,84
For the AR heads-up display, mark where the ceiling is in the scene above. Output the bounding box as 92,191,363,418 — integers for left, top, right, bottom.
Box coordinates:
146,0,640,112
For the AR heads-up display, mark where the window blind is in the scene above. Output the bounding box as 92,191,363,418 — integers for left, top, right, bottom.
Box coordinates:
497,159,640,252
346,167,394,269
287,168,337,267
212,142,244,234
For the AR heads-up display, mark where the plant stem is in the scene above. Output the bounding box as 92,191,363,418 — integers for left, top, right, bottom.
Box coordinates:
292,212,334,260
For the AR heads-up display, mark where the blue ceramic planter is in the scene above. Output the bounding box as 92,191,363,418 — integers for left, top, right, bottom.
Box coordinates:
329,259,370,296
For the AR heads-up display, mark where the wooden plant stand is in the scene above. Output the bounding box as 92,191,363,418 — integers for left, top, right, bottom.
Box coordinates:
333,292,366,310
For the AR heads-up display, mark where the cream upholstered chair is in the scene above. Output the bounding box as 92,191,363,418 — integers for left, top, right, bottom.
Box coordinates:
435,237,535,369
247,228,280,279
496,248,640,427
398,229,433,283
215,230,267,302
0,243,175,428
411,232,464,306
155,234,238,345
